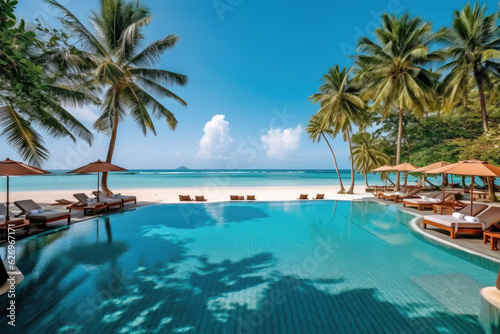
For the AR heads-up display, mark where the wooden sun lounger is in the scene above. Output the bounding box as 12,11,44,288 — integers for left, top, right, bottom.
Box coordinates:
94,191,135,206
403,193,455,211
313,194,325,200
246,195,256,201
14,200,71,227
0,205,30,237
67,194,108,216
195,196,207,202
422,204,490,239
179,195,193,202
297,194,308,200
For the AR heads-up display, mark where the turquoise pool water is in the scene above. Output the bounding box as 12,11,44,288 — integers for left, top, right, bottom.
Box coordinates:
1,201,496,333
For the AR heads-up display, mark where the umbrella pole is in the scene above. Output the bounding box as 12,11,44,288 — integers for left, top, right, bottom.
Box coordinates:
6,175,9,221
97,172,100,202
442,174,445,202
470,181,474,216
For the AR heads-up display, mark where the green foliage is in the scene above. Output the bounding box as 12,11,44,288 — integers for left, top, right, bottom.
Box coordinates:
351,132,390,176
448,127,500,163
0,0,94,165
373,109,500,166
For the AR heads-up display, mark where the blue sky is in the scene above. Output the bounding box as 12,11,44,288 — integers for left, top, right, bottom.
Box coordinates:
2,0,496,170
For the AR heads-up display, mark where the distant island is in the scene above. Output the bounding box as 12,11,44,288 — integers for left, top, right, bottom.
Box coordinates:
176,166,189,170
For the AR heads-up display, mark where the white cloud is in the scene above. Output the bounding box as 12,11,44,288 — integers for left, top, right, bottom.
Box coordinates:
261,125,302,160
197,115,234,160
67,106,100,124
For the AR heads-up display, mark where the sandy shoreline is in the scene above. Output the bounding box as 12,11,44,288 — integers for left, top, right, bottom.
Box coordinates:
7,185,373,204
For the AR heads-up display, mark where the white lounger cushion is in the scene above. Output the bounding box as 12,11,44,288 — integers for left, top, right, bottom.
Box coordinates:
404,198,438,205
424,215,484,232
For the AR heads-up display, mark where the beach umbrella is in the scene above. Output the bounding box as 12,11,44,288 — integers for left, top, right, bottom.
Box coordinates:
425,159,500,215
370,165,395,189
68,160,127,202
413,161,451,197
392,163,419,192
0,158,50,221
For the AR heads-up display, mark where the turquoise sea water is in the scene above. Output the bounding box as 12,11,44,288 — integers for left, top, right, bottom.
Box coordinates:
1,200,496,333
0,169,455,192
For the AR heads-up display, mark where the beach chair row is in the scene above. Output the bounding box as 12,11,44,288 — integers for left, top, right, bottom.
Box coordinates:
0,191,137,237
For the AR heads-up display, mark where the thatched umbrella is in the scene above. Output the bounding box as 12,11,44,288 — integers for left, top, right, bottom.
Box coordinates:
425,159,500,215
68,160,127,202
0,158,49,221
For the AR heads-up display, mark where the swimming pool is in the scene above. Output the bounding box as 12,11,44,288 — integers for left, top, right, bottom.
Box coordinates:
1,201,496,333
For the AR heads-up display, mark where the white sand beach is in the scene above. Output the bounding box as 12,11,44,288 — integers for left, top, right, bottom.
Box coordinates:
9,185,373,205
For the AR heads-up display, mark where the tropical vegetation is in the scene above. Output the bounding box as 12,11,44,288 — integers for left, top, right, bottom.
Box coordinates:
0,0,94,165
308,1,500,199
308,65,368,194
47,0,188,194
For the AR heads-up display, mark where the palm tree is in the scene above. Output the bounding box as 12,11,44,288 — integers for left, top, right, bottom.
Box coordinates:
306,115,346,193
308,65,368,194
0,10,95,166
438,2,500,132
48,0,188,194
355,12,439,190
351,132,390,188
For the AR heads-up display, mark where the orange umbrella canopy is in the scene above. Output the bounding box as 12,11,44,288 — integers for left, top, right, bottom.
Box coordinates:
424,159,500,177
0,158,49,176
68,160,128,174
0,158,49,221
68,160,127,202
392,163,420,172
412,161,451,173
371,165,394,172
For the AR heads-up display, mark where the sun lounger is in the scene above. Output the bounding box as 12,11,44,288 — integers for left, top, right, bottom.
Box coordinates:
238,196,245,200
67,194,108,216
297,194,308,200
422,203,490,239
383,187,421,202
246,195,256,201
0,204,30,237
313,194,325,200
230,195,239,201
94,191,136,206
195,196,207,202
179,195,193,202
403,193,455,211
14,200,71,227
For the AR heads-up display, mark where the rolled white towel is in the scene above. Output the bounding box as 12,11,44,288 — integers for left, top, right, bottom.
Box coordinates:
452,212,465,220
38,208,44,213
0,215,5,221
421,196,429,200
464,215,480,223
30,209,39,215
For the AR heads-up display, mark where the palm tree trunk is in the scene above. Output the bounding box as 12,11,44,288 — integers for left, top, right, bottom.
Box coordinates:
346,132,355,194
474,70,489,132
322,133,345,194
364,173,369,188
101,90,120,196
395,107,404,191
488,177,498,202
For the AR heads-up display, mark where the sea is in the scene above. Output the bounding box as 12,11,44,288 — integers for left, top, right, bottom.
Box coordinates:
1,169,445,192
